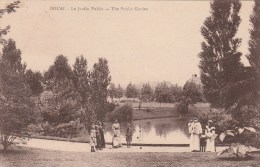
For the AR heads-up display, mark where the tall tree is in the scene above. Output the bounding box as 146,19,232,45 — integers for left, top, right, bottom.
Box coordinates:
141,83,153,102
183,81,203,103
154,82,171,104
247,0,260,83
108,82,117,100
169,84,183,102
26,69,43,96
115,84,124,100
73,55,89,106
89,58,111,122
198,0,244,108
125,82,138,99
40,55,80,137
0,39,35,151
231,0,260,128
72,55,90,129
2,39,26,73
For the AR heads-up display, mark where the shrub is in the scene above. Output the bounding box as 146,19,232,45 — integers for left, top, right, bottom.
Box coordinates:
107,104,133,122
145,108,152,112
33,119,84,138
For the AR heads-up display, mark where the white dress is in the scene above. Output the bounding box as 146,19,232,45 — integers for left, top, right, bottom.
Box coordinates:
188,122,194,151
205,125,215,152
192,122,202,151
112,123,122,147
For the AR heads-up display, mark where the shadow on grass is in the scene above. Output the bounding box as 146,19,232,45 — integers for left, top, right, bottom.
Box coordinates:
0,146,29,155
217,156,254,161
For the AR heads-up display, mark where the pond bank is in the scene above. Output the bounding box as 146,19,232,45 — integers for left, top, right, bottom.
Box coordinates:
18,138,228,153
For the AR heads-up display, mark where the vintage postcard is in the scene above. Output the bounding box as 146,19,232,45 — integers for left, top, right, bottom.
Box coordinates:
0,0,259,166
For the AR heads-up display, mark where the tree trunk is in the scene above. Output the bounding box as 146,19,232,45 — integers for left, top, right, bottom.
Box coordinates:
3,143,8,152
2,135,9,152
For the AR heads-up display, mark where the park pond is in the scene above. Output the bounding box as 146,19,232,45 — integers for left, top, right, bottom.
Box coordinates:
104,117,190,145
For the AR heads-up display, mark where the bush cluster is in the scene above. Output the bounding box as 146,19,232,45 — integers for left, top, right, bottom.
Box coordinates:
106,104,133,122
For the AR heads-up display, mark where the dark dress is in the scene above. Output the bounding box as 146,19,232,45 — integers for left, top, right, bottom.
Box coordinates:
96,129,102,150
99,125,106,148
126,127,132,142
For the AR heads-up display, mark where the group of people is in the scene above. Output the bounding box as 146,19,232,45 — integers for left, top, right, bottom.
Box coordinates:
90,117,216,152
89,119,133,152
89,121,106,152
188,117,216,152
112,119,133,148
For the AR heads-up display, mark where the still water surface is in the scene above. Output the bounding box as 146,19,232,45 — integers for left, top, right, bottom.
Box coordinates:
104,117,190,144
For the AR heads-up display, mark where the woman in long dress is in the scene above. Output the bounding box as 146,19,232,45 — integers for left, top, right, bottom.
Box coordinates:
95,125,102,150
188,119,194,151
192,117,202,152
98,121,106,148
205,120,216,152
89,124,96,152
112,119,122,148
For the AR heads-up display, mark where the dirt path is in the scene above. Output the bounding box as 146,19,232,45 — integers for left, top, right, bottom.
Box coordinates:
19,138,228,153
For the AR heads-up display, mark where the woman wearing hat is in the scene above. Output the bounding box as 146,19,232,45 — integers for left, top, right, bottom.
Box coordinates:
112,119,122,148
205,120,216,152
192,117,202,152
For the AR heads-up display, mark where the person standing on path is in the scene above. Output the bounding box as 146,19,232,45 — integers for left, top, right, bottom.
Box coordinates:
89,124,96,152
98,121,106,148
188,119,194,151
191,117,202,152
205,120,216,152
112,119,122,148
126,123,133,148
95,125,102,150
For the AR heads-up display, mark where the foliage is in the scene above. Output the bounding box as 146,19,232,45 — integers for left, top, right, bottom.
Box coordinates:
125,82,139,98
141,83,153,102
115,84,124,99
154,82,171,103
200,108,236,134
247,0,260,77
0,1,20,45
89,58,111,122
108,83,124,100
169,85,183,102
39,55,81,137
72,56,91,130
0,39,35,151
218,143,259,159
72,55,89,106
25,69,43,95
183,81,203,103
217,127,259,159
2,39,26,73
198,0,244,108
108,83,117,99
220,0,260,130
106,104,133,122
176,96,192,114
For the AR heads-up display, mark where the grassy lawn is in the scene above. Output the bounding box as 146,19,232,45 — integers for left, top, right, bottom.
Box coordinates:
0,146,259,167
133,102,210,120
121,102,177,108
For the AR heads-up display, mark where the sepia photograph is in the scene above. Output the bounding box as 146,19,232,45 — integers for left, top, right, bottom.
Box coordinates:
0,0,259,166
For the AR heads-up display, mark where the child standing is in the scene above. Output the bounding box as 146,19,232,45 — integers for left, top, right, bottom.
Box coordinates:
89,124,96,152
126,123,132,148
200,128,206,152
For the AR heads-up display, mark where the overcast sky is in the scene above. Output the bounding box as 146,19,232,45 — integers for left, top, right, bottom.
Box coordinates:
1,1,254,86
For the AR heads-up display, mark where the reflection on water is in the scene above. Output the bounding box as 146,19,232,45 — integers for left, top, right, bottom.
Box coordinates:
104,117,190,144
